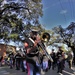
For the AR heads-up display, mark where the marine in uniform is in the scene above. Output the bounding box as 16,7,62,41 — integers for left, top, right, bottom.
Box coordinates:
24,29,53,75
24,29,41,75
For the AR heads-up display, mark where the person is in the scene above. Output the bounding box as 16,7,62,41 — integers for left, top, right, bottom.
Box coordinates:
67,51,73,69
0,56,3,66
42,56,48,72
21,54,27,72
15,52,22,70
8,52,14,69
24,29,41,75
48,58,51,70
21,54,25,72
56,47,64,74
51,49,56,70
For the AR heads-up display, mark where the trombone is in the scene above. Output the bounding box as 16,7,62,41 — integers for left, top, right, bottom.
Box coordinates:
38,32,53,62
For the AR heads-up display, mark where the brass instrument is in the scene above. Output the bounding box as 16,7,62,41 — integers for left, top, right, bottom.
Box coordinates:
38,32,53,62
23,31,53,62
41,32,50,42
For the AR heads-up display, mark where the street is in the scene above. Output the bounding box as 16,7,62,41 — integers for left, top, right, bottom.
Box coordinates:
0,64,75,75
0,62,75,75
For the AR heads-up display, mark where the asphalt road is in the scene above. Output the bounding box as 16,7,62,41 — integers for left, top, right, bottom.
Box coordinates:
0,62,75,75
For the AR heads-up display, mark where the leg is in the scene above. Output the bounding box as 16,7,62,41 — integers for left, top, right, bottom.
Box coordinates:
27,63,34,75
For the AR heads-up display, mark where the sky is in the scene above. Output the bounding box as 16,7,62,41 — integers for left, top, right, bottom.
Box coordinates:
39,0,75,30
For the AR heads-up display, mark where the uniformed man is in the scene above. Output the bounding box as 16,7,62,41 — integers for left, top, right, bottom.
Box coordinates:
24,29,41,75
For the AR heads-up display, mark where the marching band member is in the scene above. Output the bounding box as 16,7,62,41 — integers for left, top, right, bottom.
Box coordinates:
24,29,41,75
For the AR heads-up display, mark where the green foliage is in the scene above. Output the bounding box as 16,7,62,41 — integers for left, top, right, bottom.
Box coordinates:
0,0,43,43
52,22,75,53
9,33,18,39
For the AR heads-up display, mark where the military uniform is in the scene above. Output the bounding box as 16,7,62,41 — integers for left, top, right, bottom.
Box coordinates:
24,30,41,75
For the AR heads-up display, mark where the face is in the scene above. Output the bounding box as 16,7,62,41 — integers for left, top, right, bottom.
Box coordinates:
30,31,38,40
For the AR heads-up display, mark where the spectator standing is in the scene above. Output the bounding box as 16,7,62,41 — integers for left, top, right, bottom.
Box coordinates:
67,51,74,69
15,52,22,70
8,52,14,69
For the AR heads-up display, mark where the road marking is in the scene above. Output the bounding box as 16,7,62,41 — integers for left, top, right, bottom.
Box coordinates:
3,72,10,74
73,72,75,74
0,70,10,74
63,70,74,75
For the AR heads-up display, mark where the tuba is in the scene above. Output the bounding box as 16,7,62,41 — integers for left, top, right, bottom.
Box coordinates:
38,32,53,62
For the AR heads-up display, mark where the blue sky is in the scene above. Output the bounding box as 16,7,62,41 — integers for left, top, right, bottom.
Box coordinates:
39,0,75,29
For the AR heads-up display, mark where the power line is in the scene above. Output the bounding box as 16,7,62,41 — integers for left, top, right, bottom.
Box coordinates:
71,0,75,19
68,0,75,20
68,0,72,19
58,0,67,24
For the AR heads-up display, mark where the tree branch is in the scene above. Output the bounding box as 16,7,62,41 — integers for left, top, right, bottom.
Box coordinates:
0,4,29,16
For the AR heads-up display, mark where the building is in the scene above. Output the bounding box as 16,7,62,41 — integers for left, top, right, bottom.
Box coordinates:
0,44,16,57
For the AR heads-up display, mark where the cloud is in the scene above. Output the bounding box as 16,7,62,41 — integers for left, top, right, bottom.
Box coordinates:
43,2,59,11
60,10,67,14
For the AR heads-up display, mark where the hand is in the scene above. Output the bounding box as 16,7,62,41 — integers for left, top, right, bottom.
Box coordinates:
26,48,31,53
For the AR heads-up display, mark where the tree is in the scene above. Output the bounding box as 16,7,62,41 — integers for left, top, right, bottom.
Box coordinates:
53,22,75,65
0,0,43,43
